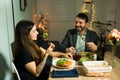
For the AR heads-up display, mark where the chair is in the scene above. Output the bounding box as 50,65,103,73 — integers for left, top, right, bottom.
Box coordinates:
12,62,21,80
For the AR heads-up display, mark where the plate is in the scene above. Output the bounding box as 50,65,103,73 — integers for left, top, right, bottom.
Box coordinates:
52,58,76,69
82,61,112,73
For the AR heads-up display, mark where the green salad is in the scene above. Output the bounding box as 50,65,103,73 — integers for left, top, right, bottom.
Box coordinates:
78,52,95,65
56,58,71,67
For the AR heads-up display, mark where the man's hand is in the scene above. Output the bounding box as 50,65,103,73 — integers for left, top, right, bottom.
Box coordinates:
87,42,97,52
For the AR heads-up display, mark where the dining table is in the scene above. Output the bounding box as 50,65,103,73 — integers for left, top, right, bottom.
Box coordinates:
48,51,120,80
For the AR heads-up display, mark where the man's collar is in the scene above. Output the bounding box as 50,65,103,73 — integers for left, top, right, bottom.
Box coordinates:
77,29,87,35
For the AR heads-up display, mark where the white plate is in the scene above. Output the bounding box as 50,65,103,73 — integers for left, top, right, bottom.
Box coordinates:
52,58,76,69
82,61,112,73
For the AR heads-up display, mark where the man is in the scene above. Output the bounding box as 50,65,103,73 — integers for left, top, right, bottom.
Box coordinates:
60,13,100,56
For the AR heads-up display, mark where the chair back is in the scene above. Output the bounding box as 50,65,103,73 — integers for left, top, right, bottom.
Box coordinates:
12,62,21,80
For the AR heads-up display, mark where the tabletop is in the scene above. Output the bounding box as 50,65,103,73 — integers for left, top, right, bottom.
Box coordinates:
48,52,120,80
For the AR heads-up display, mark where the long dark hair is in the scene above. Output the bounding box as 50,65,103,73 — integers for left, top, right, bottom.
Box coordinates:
13,20,45,65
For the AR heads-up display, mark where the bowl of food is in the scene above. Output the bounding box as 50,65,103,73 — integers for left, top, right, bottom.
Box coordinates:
52,58,76,69
78,52,96,65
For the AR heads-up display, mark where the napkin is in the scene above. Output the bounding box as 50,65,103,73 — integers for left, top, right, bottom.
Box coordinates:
51,69,79,78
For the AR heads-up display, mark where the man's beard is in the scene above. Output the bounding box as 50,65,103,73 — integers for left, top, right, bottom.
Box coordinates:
75,26,85,32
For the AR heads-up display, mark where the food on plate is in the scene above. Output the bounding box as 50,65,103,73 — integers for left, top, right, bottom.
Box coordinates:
78,52,96,65
80,52,94,60
56,58,72,67
78,57,89,65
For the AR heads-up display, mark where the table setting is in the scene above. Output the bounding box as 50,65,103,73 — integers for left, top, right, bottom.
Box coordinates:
51,58,79,78
48,49,120,80
48,51,120,80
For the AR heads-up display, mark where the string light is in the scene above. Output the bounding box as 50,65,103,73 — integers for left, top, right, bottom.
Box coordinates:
82,0,95,29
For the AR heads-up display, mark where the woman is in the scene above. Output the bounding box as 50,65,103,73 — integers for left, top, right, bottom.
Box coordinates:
13,20,72,80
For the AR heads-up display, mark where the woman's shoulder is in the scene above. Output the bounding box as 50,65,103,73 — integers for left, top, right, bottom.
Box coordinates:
15,46,32,58
14,46,33,64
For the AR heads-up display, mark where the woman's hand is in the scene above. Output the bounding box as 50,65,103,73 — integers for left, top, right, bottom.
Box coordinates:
64,53,73,59
48,42,55,49
66,47,76,54
46,42,55,54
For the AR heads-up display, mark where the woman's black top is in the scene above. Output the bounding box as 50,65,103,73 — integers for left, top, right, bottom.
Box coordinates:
14,46,52,80
14,47,36,80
